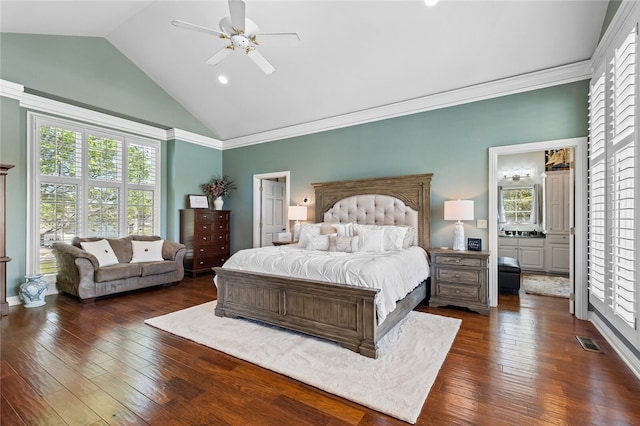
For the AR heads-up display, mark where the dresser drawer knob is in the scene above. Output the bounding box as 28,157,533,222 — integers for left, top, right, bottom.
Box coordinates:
219,225,223,229
203,226,207,229
220,246,225,250
455,259,460,263
202,236,208,240
455,274,460,278
199,261,204,265
199,248,205,252
455,289,460,293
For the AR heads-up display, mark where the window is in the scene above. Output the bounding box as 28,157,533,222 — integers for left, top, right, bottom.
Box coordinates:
32,115,161,275
588,21,637,340
500,187,533,224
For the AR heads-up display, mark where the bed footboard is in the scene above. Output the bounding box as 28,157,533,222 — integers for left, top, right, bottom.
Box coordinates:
213,267,381,357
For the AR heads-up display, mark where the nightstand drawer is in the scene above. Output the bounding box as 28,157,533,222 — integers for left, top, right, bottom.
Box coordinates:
433,254,483,268
435,267,481,285
436,283,480,300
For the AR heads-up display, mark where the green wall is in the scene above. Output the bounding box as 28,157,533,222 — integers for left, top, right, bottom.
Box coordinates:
166,140,224,241
0,34,223,298
223,80,589,252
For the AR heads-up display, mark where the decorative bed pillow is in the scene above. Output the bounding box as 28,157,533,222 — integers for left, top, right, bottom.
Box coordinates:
358,227,385,252
298,223,322,248
130,240,165,263
403,226,417,248
306,234,331,251
352,224,408,251
329,235,359,253
320,223,337,235
80,239,119,267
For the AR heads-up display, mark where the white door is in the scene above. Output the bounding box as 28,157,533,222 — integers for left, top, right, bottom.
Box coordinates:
261,179,286,247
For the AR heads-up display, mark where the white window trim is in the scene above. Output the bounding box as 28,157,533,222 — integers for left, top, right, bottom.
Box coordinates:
27,111,162,276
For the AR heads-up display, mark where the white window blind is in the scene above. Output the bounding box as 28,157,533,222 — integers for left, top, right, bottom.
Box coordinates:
588,22,638,334
609,25,637,329
588,73,607,302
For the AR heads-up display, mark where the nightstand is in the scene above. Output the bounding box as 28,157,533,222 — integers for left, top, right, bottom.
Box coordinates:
273,240,294,246
429,248,490,315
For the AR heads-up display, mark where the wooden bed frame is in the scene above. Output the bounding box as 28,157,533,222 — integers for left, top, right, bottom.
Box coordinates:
213,174,433,358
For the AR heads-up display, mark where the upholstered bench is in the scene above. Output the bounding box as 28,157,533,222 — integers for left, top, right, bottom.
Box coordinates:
498,256,521,295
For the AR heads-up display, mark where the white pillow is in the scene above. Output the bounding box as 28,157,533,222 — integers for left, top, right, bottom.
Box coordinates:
359,228,385,252
333,223,354,237
298,223,322,248
352,224,408,251
383,226,409,251
306,234,331,251
130,240,165,263
80,239,119,267
403,226,417,248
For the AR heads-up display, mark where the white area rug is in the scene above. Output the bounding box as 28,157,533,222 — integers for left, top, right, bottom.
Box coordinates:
522,273,570,298
145,301,461,424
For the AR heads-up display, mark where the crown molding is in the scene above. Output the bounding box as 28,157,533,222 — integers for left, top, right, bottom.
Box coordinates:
167,128,223,150
221,60,592,150
0,80,24,101
3,59,591,151
0,79,221,148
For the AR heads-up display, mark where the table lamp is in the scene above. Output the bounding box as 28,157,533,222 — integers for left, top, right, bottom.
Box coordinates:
288,205,307,241
444,199,474,251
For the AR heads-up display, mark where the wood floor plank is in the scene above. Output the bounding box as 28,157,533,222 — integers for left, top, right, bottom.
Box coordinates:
2,276,639,425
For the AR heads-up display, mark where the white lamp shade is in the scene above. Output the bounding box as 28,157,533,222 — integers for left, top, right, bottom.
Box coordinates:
288,205,307,221
444,200,474,221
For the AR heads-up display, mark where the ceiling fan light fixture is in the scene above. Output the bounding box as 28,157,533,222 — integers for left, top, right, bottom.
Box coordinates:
424,0,440,7
217,75,229,85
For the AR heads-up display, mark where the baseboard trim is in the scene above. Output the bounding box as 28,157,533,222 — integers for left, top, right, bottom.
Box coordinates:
590,313,640,381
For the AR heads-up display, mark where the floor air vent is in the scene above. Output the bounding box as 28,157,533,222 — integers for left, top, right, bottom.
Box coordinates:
576,336,603,353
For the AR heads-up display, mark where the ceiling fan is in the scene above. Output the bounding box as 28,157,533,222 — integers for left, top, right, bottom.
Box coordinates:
171,0,299,75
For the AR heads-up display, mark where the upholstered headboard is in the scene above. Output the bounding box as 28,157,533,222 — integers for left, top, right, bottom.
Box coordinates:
311,174,433,249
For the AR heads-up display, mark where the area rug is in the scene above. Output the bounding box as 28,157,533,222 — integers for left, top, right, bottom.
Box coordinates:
522,273,570,298
145,301,461,424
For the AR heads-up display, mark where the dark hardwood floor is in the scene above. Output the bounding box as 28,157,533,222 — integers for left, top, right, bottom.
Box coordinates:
2,276,639,425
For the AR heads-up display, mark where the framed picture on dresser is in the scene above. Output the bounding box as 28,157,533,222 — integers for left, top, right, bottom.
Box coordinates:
188,194,209,209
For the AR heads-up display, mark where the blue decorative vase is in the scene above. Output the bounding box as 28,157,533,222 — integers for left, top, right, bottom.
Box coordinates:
19,274,48,308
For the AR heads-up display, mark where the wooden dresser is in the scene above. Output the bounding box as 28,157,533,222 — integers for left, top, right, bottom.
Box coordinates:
429,248,490,315
180,209,230,277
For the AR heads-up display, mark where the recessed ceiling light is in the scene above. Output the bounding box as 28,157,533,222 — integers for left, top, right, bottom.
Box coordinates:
424,0,439,6
218,75,228,85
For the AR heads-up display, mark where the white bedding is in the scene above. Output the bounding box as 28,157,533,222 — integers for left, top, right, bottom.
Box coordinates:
218,245,430,324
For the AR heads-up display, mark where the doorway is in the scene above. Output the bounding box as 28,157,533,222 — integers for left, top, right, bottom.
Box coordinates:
488,137,588,320
252,171,290,248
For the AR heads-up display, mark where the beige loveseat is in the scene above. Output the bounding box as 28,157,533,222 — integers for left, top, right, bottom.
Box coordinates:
52,235,186,302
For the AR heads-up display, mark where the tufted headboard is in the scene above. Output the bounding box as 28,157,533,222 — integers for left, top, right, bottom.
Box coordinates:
311,174,433,249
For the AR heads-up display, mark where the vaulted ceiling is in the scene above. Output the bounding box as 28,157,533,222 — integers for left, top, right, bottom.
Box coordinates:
1,1,608,147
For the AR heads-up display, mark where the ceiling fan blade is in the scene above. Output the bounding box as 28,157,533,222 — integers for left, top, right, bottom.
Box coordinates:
246,49,275,74
254,32,300,41
171,20,226,38
228,0,246,33
206,47,233,66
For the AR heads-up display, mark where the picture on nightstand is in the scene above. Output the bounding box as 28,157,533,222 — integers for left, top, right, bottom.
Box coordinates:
467,238,482,251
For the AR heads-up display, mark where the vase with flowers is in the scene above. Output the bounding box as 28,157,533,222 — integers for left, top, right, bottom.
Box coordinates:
201,175,236,210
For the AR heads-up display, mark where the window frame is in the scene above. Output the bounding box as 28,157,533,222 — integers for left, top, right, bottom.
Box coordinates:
27,112,162,278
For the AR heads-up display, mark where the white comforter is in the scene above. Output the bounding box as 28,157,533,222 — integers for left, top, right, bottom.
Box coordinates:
218,245,430,324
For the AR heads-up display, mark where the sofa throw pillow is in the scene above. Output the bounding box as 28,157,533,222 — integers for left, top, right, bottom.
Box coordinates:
130,240,165,263
80,239,120,267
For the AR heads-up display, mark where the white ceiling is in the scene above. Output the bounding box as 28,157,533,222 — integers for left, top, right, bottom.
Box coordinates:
1,1,608,146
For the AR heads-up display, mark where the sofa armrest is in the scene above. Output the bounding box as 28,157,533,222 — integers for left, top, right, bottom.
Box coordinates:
52,242,100,269
162,240,187,261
